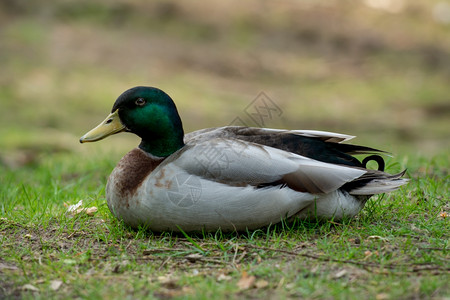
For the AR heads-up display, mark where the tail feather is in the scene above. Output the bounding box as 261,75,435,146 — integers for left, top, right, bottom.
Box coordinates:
333,143,389,156
348,170,409,195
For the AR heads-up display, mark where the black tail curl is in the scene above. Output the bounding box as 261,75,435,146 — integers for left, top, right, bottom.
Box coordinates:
362,155,385,171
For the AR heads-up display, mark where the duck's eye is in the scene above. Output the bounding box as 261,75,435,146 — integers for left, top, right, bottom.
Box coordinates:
135,98,146,106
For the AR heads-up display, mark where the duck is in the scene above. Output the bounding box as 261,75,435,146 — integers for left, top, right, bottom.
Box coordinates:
80,86,408,232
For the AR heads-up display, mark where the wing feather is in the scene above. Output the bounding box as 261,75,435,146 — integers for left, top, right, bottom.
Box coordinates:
184,126,355,143
184,126,374,167
171,138,366,194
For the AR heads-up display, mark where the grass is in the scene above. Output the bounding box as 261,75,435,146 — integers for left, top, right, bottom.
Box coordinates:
0,0,449,298
0,151,448,299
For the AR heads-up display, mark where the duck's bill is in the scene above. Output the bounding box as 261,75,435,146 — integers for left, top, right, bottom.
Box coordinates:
79,110,126,143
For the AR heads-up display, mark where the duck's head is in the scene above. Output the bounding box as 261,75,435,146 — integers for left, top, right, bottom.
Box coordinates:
80,86,185,157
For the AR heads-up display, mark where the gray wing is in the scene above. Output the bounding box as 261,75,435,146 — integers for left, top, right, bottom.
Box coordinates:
171,138,367,194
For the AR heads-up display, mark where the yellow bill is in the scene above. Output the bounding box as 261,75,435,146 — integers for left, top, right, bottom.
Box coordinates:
79,110,126,143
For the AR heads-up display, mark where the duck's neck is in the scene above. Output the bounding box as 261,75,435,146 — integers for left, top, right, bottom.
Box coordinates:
139,131,184,157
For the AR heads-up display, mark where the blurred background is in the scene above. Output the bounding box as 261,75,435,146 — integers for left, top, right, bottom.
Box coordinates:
0,0,449,168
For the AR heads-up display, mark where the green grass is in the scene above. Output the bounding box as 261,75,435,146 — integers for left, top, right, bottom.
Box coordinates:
0,151,448,299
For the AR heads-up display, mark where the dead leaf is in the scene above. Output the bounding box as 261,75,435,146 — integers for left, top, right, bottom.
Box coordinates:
255,279,269,289
0,263,18,271
334,269,347,279
85,268,96,276
251,252,262,263
410,224,427,234
158,275,178,284
65,200,97,216
276,277,285,289
376,293,389,300
217,273,232,281
62,259,77,265
285,283,296,290
185,253,203,263
367,235,388,242
22,284,39,292
85,207,98,216
50,280,63,291
237,271,256,290
66,200,83,213
181,286,193,294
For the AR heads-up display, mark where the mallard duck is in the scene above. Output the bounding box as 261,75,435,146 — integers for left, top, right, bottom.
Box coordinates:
80,86,408,232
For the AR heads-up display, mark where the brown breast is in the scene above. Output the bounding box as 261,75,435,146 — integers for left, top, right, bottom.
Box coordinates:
110,148,165,198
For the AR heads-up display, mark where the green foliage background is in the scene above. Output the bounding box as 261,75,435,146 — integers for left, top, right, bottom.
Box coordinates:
0,0,449,160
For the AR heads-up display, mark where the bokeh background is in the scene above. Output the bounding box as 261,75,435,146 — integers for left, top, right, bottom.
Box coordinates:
1,0,449,168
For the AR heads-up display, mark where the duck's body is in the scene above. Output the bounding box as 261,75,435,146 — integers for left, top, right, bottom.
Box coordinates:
80,87,408,232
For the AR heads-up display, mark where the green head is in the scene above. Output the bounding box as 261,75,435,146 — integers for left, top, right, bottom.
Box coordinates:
80,86,185,157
